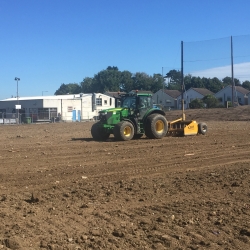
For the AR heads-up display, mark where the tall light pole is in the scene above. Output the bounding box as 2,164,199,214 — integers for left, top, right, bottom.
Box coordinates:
14,77,20,123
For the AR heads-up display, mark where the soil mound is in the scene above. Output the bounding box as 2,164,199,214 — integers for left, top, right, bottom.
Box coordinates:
166,105,250,121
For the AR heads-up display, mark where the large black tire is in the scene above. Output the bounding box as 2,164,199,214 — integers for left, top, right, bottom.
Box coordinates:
198,122,208,135
145,114,168,139
91,122,110,141
114,121,134,141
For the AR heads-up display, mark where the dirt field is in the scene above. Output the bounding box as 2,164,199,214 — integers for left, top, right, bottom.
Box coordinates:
0,106,250,250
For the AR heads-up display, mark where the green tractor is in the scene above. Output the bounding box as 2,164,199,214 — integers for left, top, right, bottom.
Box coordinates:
91,91,168,141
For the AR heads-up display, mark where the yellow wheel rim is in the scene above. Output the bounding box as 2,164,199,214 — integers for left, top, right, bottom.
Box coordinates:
123,126,131,137
156,120,164,133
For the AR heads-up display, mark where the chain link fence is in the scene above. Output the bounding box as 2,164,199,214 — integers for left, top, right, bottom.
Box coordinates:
0,111,97,124
0,112,18,124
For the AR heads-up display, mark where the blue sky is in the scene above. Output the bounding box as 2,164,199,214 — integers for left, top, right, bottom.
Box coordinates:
1,0,250,100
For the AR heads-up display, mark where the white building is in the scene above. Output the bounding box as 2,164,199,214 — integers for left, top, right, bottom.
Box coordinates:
0,93,115,123
214,85,249,106
176,88,214,109
152,89,181,110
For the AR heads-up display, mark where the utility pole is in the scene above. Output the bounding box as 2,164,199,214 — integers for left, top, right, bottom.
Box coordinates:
14,77,20,123
181,41,185,120
231,36,235,106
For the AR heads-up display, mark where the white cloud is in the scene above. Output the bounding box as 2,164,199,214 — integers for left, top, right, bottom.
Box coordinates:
190,62,250,82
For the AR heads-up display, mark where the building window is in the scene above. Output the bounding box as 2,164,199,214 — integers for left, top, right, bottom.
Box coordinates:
68,106,73,112
96,98,102,106
0,109,6,118
38,108,57,120
104,100,107,105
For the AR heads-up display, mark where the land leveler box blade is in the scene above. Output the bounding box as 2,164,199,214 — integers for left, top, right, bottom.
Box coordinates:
168,118,202,136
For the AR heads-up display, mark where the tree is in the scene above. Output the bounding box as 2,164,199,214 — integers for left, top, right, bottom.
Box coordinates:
222,76,241,86
151,74,165,93
165,70,182,91
91,66,121,93
54,66,250,97
202,94,219,108
121,72,163,93
107,66,118,71
184,74,192,90
242,80,250,91
57,67,164,95
190,76,204,88
54,83,81,95
120,70,133,92
131,72,152,91
182,75,224,94
189,98,204,109
204,77,225,93
80,77,94,93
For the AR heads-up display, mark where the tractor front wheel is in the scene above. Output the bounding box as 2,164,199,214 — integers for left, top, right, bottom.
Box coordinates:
91,122,110,141
145,114,168,139
114,121,134,141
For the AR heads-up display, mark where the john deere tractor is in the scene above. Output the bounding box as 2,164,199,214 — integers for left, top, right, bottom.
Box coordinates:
91,91,168,141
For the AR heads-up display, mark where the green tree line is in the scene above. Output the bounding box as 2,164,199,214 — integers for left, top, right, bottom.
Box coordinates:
54,67,250,95
165,70,250,92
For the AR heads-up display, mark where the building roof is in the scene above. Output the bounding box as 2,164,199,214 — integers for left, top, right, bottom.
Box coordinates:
0,93,112,102
235,86,250,95
1,94,88,101
175,88,214,98
191,88,214,96
105,91,126,98
131,90,153,94
163,89,181,98
105,90,153,98
215,85,250,96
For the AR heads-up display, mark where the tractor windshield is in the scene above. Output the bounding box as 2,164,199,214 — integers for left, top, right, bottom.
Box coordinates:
121,96,136,109
138,96,153,109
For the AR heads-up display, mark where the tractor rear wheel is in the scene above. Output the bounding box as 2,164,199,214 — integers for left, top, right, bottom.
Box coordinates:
91,122,110,141
145,114,168,139
114,121,134,141
198,122,207,135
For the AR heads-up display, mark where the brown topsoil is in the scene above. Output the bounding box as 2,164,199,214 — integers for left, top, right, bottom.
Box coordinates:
0,106,250,249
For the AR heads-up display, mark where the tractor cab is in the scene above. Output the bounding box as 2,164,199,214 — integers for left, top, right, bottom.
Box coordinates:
119,92,154,119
